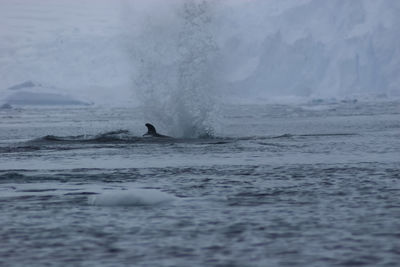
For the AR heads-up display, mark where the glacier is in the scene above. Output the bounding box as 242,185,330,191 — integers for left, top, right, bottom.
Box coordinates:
0,0,399,105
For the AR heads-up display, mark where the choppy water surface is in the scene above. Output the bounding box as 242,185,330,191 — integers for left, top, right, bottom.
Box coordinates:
0,101,399,266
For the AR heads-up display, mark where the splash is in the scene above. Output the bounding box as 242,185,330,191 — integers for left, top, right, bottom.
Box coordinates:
130,0,219,138
125,0,400,115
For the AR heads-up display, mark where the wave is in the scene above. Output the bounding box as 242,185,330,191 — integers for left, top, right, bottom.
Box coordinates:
238,132,357,141
88,189,176,207
35,130,141,144
0,130,359,154
0,130,228,154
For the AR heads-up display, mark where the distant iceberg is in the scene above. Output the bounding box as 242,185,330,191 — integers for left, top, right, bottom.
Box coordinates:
7,81,37,91
4,81,91,106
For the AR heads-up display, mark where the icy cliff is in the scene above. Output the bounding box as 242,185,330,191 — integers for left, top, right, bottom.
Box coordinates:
218,0,400,101
0,0,399,105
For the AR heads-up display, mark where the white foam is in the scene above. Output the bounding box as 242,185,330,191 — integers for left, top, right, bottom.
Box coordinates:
88,189,176,207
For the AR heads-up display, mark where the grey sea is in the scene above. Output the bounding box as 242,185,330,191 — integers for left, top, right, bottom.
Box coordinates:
0,100,399,266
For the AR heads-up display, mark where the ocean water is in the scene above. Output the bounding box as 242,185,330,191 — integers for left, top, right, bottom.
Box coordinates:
0,101,399,266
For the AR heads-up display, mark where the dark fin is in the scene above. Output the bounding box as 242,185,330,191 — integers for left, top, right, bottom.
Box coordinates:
144,123,157,136
144,123,170,138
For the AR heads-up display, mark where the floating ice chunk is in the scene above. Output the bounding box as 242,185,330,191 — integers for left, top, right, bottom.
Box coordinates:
88,189,176,206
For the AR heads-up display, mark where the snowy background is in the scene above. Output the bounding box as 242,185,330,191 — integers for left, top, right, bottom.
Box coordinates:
0,0,399,106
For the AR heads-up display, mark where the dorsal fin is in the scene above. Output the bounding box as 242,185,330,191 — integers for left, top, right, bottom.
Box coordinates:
144,123,171,138
145,123,157,136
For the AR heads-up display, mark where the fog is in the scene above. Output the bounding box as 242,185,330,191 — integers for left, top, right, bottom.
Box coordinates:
1,0,399,107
